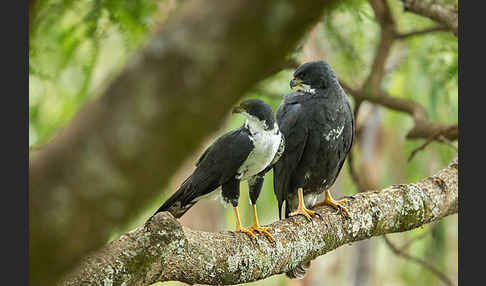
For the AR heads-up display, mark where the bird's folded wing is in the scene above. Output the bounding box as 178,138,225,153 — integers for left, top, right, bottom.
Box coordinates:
273,101,309,219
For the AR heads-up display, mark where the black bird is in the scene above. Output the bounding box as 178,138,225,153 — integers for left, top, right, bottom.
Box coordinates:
273,61,354,277
150,99,283,241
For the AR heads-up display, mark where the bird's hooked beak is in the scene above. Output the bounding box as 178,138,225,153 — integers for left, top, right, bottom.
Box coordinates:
290,78,303,90
232,105,245,114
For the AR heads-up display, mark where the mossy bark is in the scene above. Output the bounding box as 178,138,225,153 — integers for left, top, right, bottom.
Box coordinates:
62,158,458,285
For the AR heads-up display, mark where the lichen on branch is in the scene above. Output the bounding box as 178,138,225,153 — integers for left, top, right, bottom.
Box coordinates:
62,158,458,286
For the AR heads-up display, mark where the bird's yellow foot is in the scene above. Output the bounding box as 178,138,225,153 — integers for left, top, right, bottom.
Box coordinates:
233,206,258,240
236,205,276,242
249,225,275,242
236,225,275,242
290,206,321,221
290,188,322,221
235,226,258,240
314,191,350,218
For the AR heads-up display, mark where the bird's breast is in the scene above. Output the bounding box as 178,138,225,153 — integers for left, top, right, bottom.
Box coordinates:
237,130,281,180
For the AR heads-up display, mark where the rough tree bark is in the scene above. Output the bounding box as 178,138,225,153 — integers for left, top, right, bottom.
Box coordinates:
62,158,457,286
28,1,340,285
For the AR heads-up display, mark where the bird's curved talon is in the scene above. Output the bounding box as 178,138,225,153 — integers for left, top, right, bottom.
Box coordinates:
333,205,350,218
333,198,347,204
289,188,320,221
315,191,351,218
290,208,320,221
335,201,350,217
341,206,351,218
318,198,348,206
249,226,275,242
236,226,275,242
235,227,257,240
319,201,350,218
239,205,276,242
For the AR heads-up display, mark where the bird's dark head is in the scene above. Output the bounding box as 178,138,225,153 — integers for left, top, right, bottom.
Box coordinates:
290,60,338,91
232,98,276,130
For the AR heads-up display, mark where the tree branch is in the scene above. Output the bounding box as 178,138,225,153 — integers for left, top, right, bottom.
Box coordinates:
394,26,450,40
62,158,458,285
365,0,397,93
408,126,458,162
341,82,458,141
401,0,458,36
343,0,457,149
28,0,338,284
398,223,435,251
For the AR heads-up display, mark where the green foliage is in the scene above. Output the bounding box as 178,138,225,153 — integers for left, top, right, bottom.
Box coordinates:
323,0,379,82
29,0,158,148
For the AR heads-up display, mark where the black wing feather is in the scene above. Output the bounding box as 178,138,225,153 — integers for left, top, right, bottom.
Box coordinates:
332,96,354,178
273,95,309,219
151,127,253,218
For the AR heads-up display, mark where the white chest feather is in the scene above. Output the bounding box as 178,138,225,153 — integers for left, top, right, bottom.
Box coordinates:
237,122,281,180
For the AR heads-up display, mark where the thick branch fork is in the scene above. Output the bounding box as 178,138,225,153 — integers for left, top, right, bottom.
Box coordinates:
63,158,458,285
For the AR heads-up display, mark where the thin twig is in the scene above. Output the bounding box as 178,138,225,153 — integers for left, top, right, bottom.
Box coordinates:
399,223,437,251
394,26,449,39
408,125,458,162
383,234,455,286
437,135,458,152
408,137,438,162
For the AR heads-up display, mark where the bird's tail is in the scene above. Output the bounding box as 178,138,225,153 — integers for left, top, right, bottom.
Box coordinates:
286,261,311,279
150,176,197,219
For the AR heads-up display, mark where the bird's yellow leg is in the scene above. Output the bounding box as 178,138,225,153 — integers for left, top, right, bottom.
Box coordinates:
289,188,321,221
314,190,350,217
241,205,275,242
233,206,256,239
